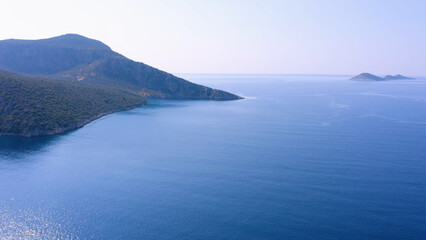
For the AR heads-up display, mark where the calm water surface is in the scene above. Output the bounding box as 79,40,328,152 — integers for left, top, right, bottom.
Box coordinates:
0,74,425,239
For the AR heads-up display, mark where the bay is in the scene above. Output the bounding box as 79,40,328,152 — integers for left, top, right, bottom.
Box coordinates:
1,74,425,239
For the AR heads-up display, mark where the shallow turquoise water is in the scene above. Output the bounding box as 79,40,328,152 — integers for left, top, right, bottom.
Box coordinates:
1,74,425,239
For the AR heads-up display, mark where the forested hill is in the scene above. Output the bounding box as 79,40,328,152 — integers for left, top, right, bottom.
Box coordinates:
0,34,241,100
0,70,146,137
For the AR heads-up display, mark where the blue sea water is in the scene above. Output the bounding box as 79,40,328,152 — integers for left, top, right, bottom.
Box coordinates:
0,74,425,239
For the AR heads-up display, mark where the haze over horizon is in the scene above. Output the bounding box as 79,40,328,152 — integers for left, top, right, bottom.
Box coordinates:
1,0,425,75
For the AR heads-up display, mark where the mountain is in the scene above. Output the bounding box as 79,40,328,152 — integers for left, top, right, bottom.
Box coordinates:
0,34,241,100
384,74,413,80
350,73,385,81
0,70,145,137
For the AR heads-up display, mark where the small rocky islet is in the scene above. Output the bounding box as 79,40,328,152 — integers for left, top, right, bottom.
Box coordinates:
350,73,414,81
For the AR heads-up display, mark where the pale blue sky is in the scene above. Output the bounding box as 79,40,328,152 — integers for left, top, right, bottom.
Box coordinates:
1,0,425,75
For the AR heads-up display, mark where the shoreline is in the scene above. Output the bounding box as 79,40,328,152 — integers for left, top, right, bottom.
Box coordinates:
0,103,146,138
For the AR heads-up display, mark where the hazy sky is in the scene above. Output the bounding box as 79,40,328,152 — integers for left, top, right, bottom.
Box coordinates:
1,0,425,75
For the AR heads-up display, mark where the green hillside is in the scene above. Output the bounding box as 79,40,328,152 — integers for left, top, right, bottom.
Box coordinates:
0,34,242,100
0,70,146,137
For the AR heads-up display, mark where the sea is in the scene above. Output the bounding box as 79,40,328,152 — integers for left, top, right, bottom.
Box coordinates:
0,74,425,239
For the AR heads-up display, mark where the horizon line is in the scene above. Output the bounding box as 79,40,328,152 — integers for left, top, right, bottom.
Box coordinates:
173,73,422,77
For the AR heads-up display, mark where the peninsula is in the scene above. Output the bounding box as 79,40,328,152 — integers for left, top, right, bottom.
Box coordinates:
0,34,243,137
0,34,241,100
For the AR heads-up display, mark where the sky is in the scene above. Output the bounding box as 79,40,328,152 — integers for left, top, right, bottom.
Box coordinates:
1,0,425,75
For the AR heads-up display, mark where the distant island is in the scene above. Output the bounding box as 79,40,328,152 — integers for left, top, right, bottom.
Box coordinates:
0,34,242,137
383,74,413,80
350,73,385,81
350,73,414,81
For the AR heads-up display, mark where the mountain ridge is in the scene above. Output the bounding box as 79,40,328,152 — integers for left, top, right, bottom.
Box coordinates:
0,34,241,100
2,34,112,50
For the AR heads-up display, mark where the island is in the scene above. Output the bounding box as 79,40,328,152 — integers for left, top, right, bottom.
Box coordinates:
350,73,414,81
350,73,385,81
384,74,413,80
0,70,146,137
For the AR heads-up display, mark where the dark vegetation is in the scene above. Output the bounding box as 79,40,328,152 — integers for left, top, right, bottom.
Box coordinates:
0,70,145,136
